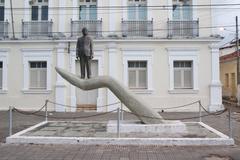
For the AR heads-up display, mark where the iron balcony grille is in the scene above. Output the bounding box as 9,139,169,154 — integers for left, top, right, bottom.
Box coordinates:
22,20,53,38
71,20,102,38
122,20,153,37
167,20,199,38
0,21,9,39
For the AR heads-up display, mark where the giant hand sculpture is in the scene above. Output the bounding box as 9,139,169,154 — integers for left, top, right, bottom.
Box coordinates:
55,67,163,124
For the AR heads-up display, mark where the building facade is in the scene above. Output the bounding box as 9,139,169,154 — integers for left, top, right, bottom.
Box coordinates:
0,0,222,112
220,43,239,102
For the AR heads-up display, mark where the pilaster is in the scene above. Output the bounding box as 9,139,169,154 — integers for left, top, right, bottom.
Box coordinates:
209,44,223,112
55,43,67,112
107,43,120,111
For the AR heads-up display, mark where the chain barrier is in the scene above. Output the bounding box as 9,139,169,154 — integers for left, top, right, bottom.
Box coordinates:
10,99,227,121
9,104,46,115
122,108,227,121
47,100,121,109
13,107,118,119
153,100,200,111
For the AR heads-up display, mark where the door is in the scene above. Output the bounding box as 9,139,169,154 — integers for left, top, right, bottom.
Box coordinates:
76,60,98,111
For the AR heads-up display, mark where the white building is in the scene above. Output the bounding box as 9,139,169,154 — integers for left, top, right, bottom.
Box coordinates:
0,0,223,112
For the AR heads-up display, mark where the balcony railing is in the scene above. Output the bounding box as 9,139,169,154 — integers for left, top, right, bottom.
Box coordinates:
22,20,53,38
0,21,9,39
122,20,153,37
71,20,102,38
167,19,199,38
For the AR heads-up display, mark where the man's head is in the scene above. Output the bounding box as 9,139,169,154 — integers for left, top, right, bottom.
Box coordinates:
82,27,88,36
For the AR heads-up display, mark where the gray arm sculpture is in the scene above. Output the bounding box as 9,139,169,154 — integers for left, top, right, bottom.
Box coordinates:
55,67,163,124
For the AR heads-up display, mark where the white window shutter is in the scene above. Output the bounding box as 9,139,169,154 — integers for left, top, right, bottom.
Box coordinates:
128,70,136,88
30,69,38,88
184,69,192,88
138,70,147,88
174,69,181,88
0,69,2,89
39,69,47,88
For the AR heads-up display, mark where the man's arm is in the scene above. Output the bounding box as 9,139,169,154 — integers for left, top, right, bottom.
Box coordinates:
76,38,79,59
90,38,94,59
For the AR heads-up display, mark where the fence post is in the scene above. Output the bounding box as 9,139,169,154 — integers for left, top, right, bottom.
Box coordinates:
45,100,48,122
228,109,233,138
9,106,12,136
117,107,120,138
199,101,202,123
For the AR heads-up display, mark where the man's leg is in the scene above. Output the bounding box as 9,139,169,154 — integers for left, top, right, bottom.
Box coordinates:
86,56,92,79
80,56,85,79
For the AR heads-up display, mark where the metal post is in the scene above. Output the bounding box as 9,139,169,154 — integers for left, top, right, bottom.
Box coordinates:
9,106,12,136
199,102,202,122
120,102,123,121
45,100,48,122
117,107,120,138
228,109,233,138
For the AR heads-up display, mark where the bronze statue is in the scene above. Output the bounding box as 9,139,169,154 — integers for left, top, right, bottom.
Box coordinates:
76,27,94,79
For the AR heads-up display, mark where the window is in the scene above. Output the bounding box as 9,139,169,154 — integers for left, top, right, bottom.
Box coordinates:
174,61,193,89
128,0,147,20
0,61,2,89
79,0,97,20
172,0,192,20
128,61,147,89
29,61,47,89
31,0,48,21
231,73,236,88
225,73,229,88
0,0,4,21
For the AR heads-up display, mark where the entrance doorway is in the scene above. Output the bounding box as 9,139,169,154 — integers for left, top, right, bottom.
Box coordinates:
76,60,98,111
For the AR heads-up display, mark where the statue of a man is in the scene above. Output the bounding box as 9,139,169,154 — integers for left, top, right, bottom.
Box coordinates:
76,27,94,79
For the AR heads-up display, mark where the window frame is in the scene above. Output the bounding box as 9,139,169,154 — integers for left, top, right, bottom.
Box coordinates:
123,49,153,94
79,0,97,20
0,49,8,93
0,0,4,21
128,0,147,20
29,61,47,90
225,73,229,88
167,48,199,93
173,61,193,89
172,0,193,21
31,0,48,21
128,61,148,89
22,49,52,94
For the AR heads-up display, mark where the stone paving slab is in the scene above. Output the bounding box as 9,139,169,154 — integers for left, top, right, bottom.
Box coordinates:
0,144,240,160
0,107,240,159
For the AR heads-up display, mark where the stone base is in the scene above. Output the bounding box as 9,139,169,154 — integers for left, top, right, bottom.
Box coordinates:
107,120,187,133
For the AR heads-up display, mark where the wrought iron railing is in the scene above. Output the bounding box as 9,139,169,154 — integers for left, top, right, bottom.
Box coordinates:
71,19,102,38
122,19,153,37
167,19,199,38
0,21,9,38
22,20,53,38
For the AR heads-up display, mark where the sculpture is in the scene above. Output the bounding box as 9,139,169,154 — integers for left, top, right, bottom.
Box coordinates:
55,67,164,124
76,27,94,79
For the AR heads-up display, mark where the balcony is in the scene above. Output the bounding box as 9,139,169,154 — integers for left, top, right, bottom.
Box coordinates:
71,20,102,38
122,20,153,37
167,19,199,38
0,21,9,39
22,20,53,38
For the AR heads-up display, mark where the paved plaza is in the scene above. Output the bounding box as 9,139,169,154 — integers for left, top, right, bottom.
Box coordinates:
0,109,240,160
